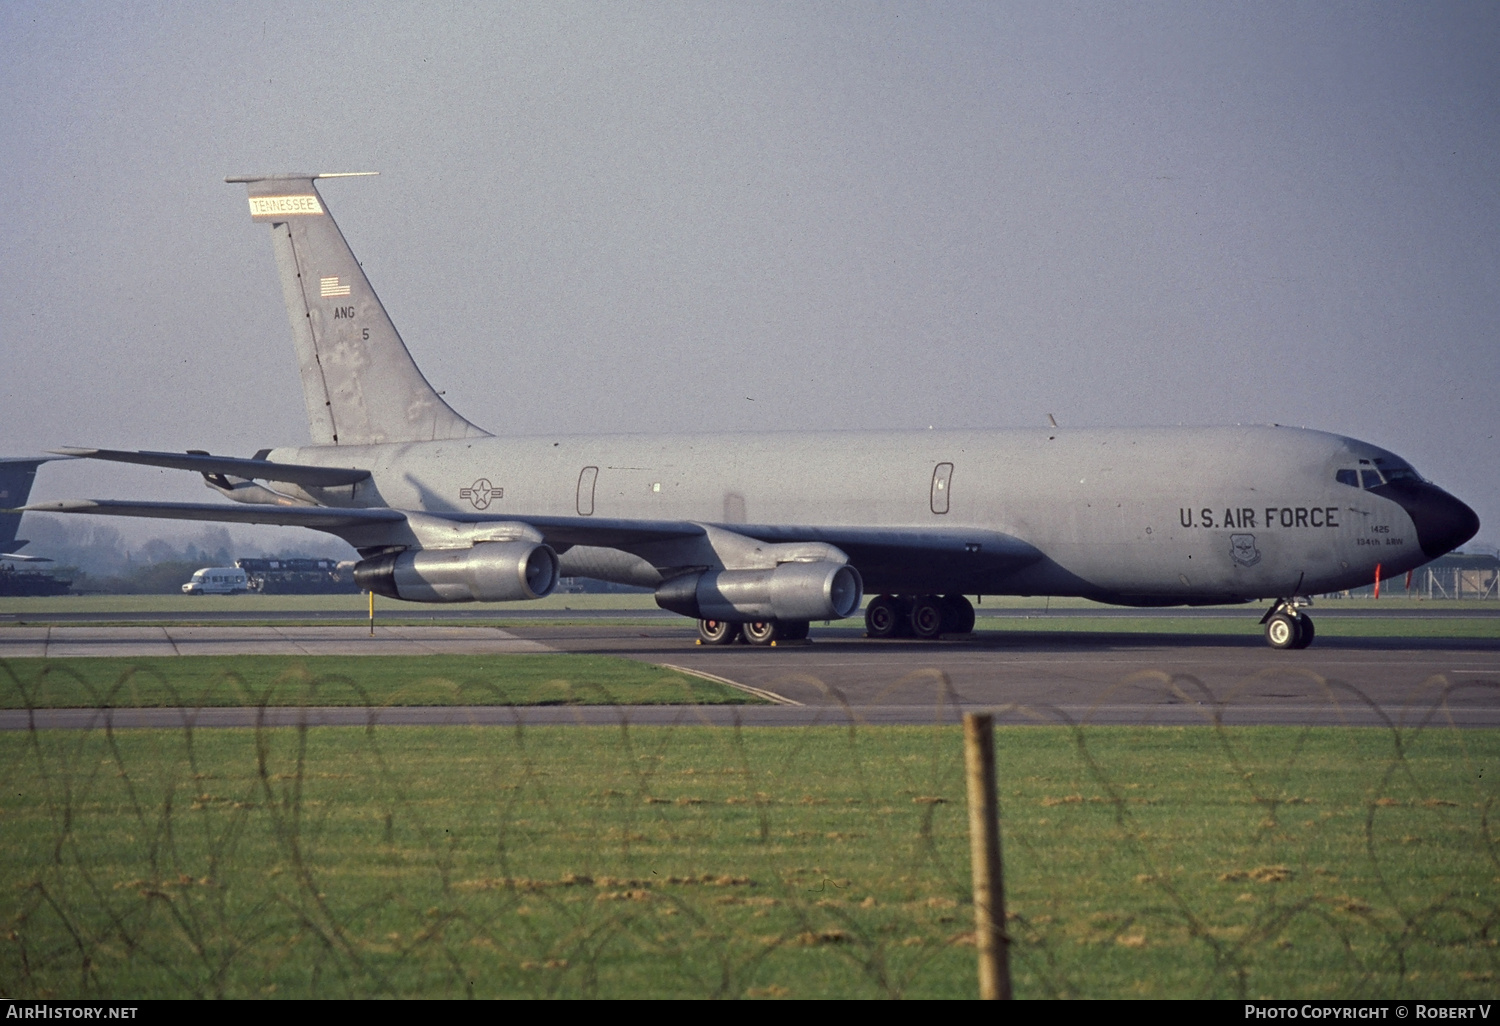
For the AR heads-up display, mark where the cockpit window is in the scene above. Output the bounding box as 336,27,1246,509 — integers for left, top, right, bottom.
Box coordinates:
1338,464,1424,489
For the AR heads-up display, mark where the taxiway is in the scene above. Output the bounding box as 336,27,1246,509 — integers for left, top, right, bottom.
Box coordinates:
2,619,1496,728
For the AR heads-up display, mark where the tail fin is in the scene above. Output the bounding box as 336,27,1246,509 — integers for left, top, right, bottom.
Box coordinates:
0,458,47,552
227,173,490,446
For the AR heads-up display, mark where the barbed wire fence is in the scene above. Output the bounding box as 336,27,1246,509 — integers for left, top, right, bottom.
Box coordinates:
0,659,1496,999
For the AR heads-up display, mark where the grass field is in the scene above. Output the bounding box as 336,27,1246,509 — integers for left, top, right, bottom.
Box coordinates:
2,721,1494,999
2,599,1493,997
0,655,759,709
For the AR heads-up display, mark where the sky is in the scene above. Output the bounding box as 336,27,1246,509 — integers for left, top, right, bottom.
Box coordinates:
2,1,1497,554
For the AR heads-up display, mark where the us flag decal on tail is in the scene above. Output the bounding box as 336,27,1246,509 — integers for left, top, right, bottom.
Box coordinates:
320,276,351,297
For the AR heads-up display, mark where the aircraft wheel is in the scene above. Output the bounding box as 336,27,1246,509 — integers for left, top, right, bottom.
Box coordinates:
1291,613,1315,650
1265,613,1298,650
910,596,944,640
742,620,780,646
941,594,975,634
698,619,741,645
865,595,904,638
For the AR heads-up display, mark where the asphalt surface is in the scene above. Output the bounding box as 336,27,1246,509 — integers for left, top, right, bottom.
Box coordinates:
2,616,1497,728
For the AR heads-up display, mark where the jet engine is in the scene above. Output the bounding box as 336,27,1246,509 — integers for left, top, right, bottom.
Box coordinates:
654,561,863,622
353,541,559,603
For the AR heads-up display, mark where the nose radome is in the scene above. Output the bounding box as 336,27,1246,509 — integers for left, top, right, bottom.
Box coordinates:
1374,481,1481,559
1421,490,1482,559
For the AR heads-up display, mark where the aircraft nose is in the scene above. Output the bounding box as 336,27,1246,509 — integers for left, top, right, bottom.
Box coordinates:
1374,481,1481,559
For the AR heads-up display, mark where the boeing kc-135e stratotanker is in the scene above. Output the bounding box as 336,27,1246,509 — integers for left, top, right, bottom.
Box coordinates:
22,173,1480,649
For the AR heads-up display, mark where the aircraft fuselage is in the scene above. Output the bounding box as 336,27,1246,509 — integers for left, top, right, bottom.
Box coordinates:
271,423,1457,605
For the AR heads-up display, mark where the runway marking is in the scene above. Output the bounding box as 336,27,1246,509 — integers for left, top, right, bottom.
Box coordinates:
654,663,802,706
271,625,313,655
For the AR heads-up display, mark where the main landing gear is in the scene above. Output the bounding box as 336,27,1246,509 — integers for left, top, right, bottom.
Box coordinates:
1261,599,1315,650
863,594,976,640
695,595,979,648
696,618,810,647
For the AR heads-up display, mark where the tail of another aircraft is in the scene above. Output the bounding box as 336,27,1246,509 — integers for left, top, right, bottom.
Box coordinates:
227,173,490,447
0,458,47,555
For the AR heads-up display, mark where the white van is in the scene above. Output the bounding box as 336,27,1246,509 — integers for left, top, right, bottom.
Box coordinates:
182,567,250,595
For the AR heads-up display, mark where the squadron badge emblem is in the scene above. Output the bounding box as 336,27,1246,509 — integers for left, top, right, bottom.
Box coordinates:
1230,533,1261,567
460,478,503,510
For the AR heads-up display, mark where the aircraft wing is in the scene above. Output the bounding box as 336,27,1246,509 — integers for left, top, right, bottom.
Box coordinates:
732,523,1043,589
415,514,1042,585
22,499,404,530
17,499,705,552
52,448,371,487
19,499,1040,591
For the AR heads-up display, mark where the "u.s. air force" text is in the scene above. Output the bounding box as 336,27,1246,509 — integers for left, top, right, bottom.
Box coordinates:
1180,507,1340,530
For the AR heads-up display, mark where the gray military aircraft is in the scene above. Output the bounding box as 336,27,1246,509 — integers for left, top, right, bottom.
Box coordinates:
25,174,1480,649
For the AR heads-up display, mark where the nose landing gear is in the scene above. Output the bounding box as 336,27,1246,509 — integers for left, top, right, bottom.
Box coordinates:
1261,599,1315,650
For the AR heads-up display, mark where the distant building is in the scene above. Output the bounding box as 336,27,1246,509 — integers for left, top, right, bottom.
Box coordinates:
1325,552,1498,600
0,563,72,597
235,558,360,595
555,576,651,595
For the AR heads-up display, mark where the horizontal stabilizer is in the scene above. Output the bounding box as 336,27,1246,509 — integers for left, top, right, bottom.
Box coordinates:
224,172,379,184
52,448,370,487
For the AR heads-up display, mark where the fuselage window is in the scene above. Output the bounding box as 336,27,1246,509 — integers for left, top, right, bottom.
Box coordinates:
1335,469,1358,487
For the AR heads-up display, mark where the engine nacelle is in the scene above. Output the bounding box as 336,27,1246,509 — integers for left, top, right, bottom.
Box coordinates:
353,541,559,603
655,561,864,622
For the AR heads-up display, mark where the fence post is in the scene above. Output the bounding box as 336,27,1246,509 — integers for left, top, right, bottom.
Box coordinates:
964,712,1012,999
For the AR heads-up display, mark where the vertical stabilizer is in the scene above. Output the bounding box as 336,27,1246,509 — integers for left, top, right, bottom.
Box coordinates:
0,458,47,552
227,173,490,446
